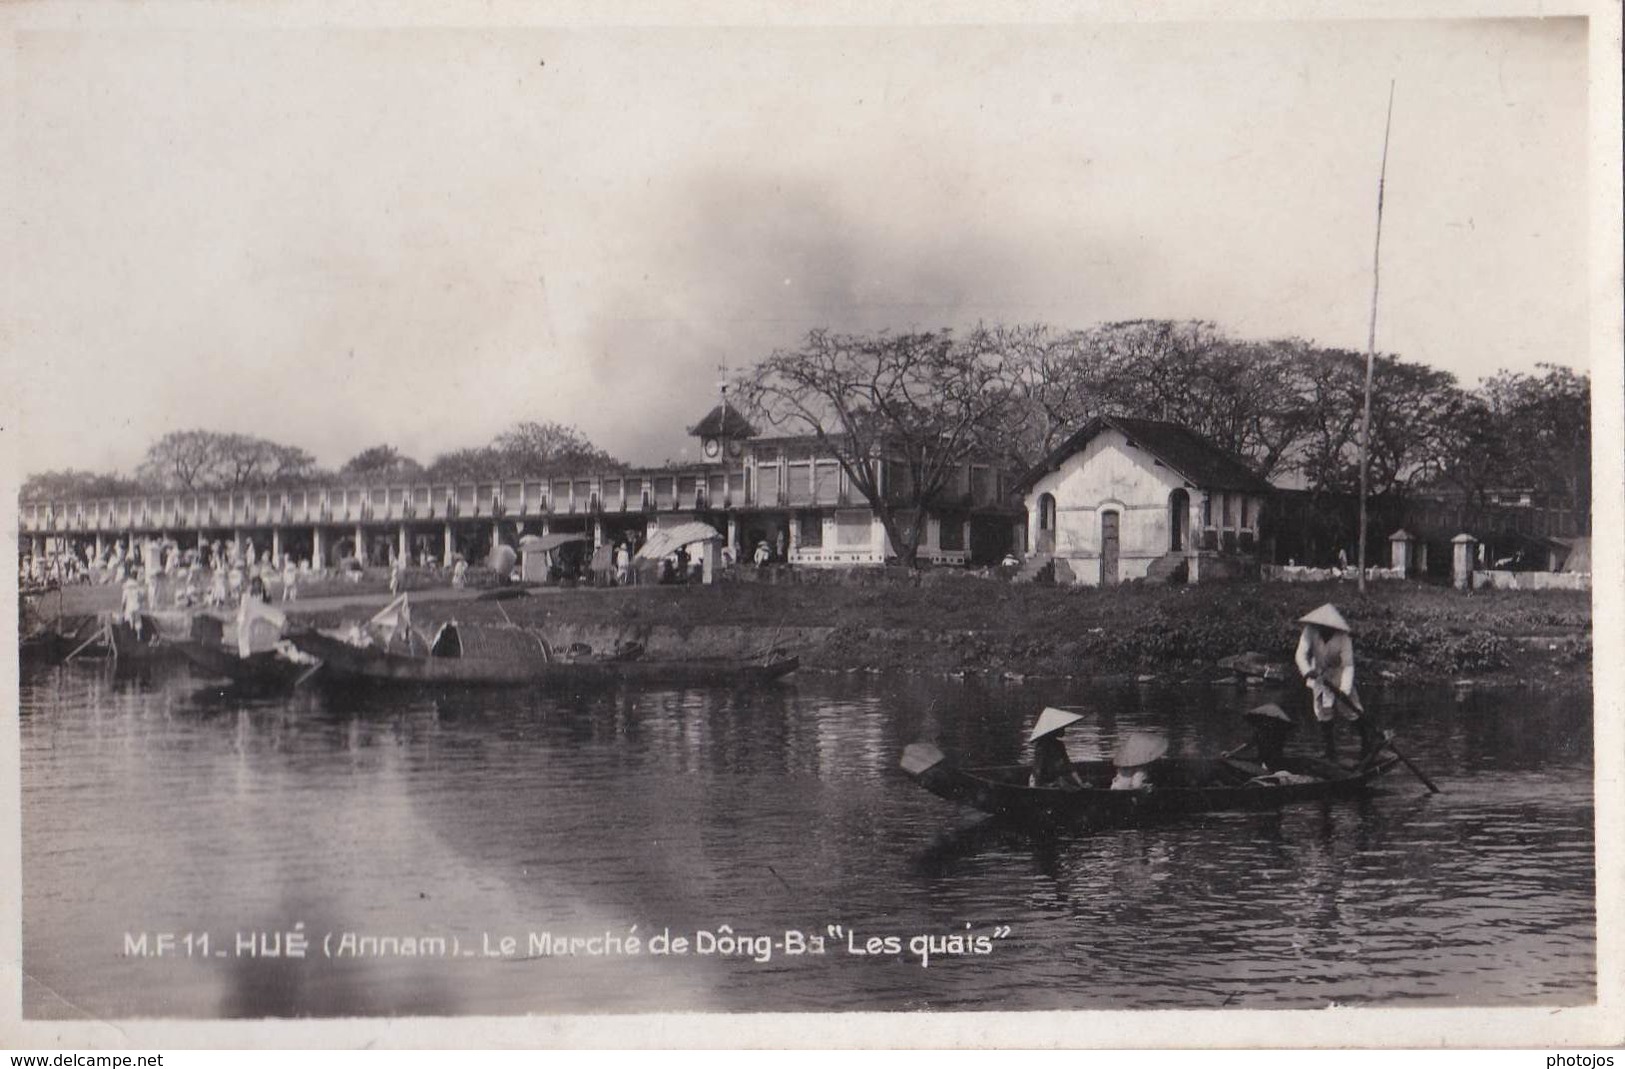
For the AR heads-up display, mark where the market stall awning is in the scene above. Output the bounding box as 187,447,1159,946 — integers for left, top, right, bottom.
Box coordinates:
518,533,589,554
636,521,722,562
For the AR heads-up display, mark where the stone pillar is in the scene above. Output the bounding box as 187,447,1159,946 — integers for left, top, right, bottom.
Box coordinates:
95,532,105,559
312,527,325,568
726,515,739,558
398,524,409,565
1389,529,1414,577
701,540,719,584
354,523,366,565
593,518,604,548
232,528,244,561
271,527,282,564
1452,533,1477,591
492,522,501,556
443,523,453,564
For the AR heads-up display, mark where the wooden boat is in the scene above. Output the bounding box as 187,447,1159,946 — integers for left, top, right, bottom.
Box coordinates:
900,743,1399,827
102,615,187,664
287,622,800,688
20,628,76,666
172,639,321,688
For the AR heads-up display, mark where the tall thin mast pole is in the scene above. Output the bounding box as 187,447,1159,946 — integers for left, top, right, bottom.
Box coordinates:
1357,81,1395,595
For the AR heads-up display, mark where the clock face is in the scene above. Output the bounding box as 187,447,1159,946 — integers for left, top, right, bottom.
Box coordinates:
702,437,721,458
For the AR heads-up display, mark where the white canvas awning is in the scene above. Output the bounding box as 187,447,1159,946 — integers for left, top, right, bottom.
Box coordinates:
519,533,588,554
636,521,722,561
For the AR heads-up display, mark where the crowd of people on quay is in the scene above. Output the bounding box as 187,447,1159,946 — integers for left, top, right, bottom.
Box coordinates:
20,538,337,616
19,523,797,612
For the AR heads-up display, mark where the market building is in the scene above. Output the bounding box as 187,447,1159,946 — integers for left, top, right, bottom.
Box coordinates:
16,404,1026,572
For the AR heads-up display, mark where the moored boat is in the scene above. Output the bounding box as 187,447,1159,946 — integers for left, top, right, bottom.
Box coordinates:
900,743,1399,827
102,614,187,664
172,638,321,688
287,621,799,689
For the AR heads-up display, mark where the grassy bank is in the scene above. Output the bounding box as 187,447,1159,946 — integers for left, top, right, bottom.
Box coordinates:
357,575,1591,685
32,572,1590,685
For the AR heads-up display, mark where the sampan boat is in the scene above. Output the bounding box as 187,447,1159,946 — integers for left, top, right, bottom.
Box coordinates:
287,621,799,689
172,639,321,688
101,614,188,665
900,743,1399,826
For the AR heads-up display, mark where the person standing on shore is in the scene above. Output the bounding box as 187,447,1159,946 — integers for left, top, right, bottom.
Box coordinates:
1293,603,1378,761
120,575,145,634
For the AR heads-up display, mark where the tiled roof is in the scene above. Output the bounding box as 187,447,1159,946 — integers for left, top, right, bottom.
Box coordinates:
1014,415,1272,494
688,404,758,439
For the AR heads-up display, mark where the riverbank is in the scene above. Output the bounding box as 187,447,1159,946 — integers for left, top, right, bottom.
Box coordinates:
31,574,1590,686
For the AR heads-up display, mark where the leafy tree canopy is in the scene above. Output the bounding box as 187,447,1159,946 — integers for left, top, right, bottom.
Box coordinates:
340,445,424,482
135,430,317,492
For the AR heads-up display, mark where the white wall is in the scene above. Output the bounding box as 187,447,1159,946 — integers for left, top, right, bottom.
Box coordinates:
1026,429,1190,585
787,509,971,567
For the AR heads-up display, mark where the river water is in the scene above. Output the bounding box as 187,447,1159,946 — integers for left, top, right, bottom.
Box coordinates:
18,661,1594,1018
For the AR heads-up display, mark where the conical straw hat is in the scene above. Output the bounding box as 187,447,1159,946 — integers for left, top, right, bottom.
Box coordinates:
1243,703,1294,724
1113,732,1170,769
1296,603,1350,632
1029,707,1085,742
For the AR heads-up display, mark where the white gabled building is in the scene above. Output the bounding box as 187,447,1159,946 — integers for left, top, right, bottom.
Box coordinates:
1013,415,1273,585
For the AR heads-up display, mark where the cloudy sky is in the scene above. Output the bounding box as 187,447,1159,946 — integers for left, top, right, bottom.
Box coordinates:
7,13,1592,477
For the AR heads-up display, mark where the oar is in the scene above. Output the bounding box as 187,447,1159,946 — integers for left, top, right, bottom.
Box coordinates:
1324,682,1440,794
62,622,109,663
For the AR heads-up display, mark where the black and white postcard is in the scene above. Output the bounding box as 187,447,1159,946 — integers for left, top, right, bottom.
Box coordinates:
2,0,1620,1050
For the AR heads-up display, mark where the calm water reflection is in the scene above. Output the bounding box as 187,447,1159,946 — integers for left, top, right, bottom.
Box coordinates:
19,662,1594,1017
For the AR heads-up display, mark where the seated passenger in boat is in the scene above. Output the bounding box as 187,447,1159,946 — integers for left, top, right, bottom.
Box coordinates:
1110,732,1168,791
1241,703,1296,771
1110,767,1148,791
1028,707,1086,790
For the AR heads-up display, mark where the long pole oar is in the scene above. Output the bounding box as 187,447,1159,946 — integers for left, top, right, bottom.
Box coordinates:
1325,682,1440,793
62,622,109,663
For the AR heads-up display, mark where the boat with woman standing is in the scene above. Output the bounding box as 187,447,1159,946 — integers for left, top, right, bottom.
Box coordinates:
901,704,1412,829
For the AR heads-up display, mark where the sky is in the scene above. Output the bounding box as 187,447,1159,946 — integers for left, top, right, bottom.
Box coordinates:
5,14,1593,478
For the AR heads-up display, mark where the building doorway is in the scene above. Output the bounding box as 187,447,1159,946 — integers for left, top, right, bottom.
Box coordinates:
1036,493,1057,555
1169,489,1190,552
1101,509,1120,585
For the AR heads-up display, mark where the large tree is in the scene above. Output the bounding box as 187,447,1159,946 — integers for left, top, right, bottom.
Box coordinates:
135,430,316,491
490,421,625,474
21,469,146,501
736,327,1017,567
341,445,425,482
1289,349,1464,499
1000,320,1306,481
1477,364,1590,509
426,421,624,481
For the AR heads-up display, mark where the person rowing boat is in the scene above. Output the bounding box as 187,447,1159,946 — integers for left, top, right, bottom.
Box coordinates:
1293,603,1380,762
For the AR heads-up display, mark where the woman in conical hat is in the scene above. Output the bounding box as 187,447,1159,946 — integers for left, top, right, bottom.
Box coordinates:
1028,708,1086,790
1297,603,1350,632
1293,603,1377,761
1241,703,1296,770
